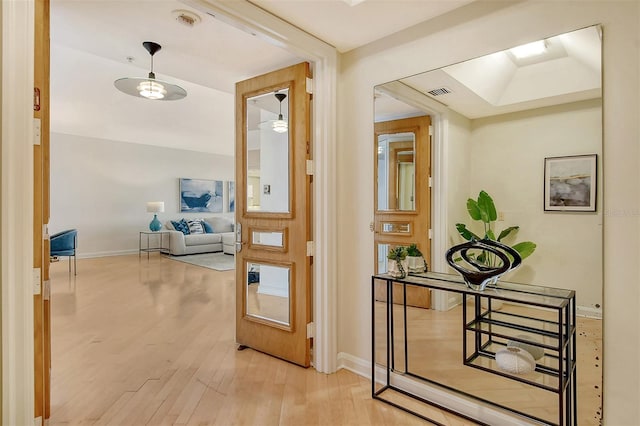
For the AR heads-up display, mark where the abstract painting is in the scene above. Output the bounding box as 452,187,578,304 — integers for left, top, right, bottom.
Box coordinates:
179,178,223,213
544,154,597,212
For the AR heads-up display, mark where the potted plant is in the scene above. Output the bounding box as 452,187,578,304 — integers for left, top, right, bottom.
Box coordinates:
387,246,408,278
406,243,428,273
456,190,536,267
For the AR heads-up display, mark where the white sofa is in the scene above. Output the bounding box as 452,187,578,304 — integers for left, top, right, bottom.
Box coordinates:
162,216,235,256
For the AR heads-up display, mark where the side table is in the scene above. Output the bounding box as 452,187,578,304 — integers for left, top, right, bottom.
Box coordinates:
139,231,170,259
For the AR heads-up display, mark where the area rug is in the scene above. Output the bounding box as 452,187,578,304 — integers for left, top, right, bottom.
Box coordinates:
167,252,235,271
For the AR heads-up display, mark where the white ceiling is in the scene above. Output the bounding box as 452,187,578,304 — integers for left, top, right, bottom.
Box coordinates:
51,0,475,156
375,25,602,122
51,2,602,154
250,0,474,53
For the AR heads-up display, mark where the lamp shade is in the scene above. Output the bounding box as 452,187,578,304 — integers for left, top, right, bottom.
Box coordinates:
146,201,165,213
114,41,187,101
114,77,186,101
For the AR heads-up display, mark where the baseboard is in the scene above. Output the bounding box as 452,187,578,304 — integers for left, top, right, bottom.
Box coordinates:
385,372,532,425
337,352,372,379
577,305,602,319
337,352,530,424
77,249,138,259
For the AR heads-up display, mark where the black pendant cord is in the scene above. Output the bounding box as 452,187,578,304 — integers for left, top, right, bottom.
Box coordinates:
148,55,156,79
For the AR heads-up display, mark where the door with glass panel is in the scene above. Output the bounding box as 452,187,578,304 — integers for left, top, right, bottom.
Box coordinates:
235,62,312,367
374,116,432,307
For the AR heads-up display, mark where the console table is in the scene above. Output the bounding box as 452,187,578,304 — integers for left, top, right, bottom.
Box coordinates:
372,272,576,426
139,230,170,259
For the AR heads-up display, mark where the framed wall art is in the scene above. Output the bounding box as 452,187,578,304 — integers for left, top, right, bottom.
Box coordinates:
179,178,223,213
544,154,597,212
228,181,235,213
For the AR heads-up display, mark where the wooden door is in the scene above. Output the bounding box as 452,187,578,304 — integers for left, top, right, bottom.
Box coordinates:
34,0,51,421
374,116,431,308
235,63,312,367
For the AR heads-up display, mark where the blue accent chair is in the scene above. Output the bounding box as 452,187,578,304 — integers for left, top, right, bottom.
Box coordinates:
50,229,77,275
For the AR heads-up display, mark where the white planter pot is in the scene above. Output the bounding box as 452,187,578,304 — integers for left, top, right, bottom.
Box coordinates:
388,259,408,278
406,256,426,273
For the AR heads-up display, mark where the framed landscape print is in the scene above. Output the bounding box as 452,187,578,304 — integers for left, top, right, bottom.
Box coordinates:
179,178,223,213
544,154,597,212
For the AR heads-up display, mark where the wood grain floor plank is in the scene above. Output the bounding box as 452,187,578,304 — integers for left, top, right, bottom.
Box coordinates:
49,254,601,426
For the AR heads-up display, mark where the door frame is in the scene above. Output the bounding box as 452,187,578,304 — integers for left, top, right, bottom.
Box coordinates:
2,0,37,424
184,0,339,373
375,81,454,310
3,1,338,421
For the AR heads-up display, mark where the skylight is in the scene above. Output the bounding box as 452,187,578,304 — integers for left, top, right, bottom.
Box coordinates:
510,40,547,59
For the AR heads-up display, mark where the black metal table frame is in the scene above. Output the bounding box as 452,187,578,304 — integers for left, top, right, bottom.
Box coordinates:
371,272,577,426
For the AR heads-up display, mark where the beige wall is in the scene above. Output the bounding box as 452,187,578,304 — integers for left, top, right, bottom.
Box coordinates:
338,1,639,423
50,133,235,257
469,99,603,311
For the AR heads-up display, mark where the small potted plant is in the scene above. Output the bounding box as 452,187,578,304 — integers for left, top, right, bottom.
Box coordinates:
387,246,408,278
406,243,428,273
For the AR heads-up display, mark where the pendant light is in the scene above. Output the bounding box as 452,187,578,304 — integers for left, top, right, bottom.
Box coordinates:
114,41,187,101
272,92,288,133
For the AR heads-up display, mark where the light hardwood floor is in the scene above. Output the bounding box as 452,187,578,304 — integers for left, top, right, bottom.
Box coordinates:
49,254,601,425
50,254,428,426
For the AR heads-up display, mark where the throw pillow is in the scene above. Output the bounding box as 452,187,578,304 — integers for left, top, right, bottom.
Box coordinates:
202,220,214,233
188,220,205,235
171,219,190,235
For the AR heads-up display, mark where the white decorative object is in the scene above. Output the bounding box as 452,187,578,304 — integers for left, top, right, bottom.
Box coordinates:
388,259,408,278
406,255,426,273
508,335,545,360
495,347,536,374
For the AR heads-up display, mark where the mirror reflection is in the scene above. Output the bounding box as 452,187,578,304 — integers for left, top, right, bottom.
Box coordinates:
377,132,416,211
374,25,602,424
246,89,290,213
251,230,285,248
381,222,411,234
245,262,290,326
377,244,390,274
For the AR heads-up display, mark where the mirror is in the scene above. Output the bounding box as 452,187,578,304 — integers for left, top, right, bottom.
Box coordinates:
245,262,290,326
251,230,285,248
377,243,390,274
381,222,411,234
246,89,290,213
377,131,416,211
374,25,602,424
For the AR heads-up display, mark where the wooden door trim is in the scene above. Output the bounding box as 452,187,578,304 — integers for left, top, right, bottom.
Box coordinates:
239,79,296,220
33,0,51,421
374,115,432,308
235,62,311,367
247,226,289,253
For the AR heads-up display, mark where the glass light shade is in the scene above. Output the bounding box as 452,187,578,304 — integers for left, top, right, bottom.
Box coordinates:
272,115,288,133
146,201,165,213
114,77,187,101
137,81,167,99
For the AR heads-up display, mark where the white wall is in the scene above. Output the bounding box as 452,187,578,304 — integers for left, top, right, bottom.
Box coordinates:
338,1,639,423
468,99,602,312
260,130,289,212
445,110,472,248
50,132,234,257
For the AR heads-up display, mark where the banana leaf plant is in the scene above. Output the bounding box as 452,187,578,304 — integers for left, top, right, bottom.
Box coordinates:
456,190,536,267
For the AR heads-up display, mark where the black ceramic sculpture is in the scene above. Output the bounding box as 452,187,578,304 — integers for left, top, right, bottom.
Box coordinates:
445,238,522,291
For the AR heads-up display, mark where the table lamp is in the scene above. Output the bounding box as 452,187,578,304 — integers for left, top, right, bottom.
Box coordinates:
146,201,165,231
